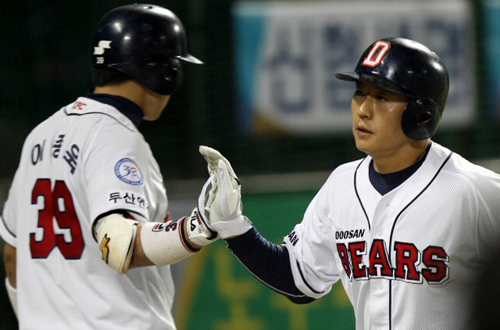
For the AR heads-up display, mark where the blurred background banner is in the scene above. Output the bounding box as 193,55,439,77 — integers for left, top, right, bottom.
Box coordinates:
484,0,500,116
234,0,475,135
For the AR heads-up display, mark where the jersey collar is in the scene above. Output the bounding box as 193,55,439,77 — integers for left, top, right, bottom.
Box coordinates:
355,142,453,229
85,93,143,127
369,143,432,195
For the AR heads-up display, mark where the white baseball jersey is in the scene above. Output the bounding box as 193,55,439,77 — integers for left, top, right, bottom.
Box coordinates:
284,142,500,330
0,97,176,330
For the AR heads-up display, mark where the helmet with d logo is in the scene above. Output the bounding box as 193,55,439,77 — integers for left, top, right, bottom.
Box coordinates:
336,37,449,140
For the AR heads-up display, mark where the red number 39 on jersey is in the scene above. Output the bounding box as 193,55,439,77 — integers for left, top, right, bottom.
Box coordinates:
30,179,85,259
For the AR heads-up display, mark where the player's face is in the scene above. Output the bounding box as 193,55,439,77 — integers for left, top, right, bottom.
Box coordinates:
351,82,412,161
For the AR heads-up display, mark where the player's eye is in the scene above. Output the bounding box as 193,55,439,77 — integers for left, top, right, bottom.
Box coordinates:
353,89,365,97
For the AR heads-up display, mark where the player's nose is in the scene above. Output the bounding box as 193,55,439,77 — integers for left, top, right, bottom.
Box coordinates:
356,96,374,119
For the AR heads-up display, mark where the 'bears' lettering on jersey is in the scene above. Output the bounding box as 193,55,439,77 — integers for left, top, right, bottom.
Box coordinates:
336,239,449,284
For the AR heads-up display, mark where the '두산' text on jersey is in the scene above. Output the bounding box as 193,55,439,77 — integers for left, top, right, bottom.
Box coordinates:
0,97,175,330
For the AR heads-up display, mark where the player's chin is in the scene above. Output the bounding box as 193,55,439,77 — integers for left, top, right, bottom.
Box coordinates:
353,138,373,154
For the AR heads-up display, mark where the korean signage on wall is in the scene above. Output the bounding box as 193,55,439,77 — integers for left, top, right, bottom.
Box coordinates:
233,1,475,135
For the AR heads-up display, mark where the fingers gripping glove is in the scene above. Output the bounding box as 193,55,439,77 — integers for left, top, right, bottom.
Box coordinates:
192,175,218,245
184,207,218,247
208,159,252,238
199,146,238,181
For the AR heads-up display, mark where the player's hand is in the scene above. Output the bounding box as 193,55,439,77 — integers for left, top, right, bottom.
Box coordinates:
199,146,252,238
199,145,239,182
184,207,218,248
188,175,218,248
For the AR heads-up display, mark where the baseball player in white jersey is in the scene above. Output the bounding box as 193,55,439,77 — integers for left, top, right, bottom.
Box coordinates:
1,4,218,329
197,38,500,329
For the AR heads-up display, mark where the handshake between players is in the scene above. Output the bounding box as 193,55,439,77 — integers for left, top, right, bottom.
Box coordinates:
95,146,249,274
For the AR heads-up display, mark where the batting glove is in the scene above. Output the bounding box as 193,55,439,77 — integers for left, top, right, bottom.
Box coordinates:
199,146,252,238
199,145,238,181
190,175,218,246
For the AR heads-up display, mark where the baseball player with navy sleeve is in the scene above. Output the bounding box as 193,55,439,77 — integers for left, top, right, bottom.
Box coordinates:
199,38,500,329
0,4,217,330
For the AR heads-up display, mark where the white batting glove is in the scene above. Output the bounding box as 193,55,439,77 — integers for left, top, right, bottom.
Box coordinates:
199,145,238,181
189,175,218,247
199,146,252,238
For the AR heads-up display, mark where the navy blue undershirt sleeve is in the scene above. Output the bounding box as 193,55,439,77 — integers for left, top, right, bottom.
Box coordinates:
226,227,315,304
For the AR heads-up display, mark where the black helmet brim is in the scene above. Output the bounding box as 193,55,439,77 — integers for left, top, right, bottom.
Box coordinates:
179,53,204,65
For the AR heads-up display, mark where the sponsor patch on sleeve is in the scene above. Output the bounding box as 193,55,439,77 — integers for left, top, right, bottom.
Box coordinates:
114,158,144,186
108,190,149,211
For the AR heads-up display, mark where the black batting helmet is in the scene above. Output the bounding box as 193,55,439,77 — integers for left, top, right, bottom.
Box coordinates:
335,37,449,140
91,4,202,95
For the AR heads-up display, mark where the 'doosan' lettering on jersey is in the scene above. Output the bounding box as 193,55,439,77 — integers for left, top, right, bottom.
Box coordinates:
287,231,299,246
335,229,365,239
107,190,148,210
114,158,144,186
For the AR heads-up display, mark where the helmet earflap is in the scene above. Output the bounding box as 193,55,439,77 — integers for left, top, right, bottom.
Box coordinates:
401,98,442,140
335,37,449,140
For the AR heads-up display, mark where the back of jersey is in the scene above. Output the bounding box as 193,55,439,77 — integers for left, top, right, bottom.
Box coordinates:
0,98,175,330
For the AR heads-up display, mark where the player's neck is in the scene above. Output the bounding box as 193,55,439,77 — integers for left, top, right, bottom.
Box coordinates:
94,82,170,121
94,81,147,113
371,140,429,174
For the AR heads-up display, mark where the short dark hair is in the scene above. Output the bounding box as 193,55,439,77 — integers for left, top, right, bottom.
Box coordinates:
91,67,130,87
